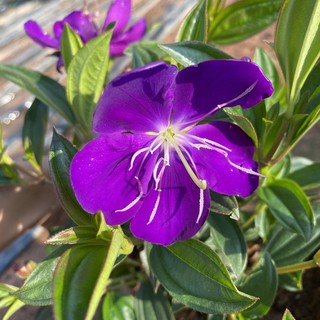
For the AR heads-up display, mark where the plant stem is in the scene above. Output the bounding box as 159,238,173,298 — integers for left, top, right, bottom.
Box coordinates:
277,259,318,274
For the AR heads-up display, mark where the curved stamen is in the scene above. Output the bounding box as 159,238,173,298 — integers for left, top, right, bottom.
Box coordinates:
197,188,204,223
147,189,161,225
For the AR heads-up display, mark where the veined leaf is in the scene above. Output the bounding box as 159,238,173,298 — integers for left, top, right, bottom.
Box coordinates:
102,292,135,320
147,239,257,315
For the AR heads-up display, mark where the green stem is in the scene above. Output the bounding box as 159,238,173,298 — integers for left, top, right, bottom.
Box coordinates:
277,259,318,274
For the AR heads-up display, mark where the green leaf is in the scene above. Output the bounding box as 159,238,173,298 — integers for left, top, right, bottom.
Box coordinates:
135,281,174,320
13,246,68,305
238,252,278,318
0,64,75,125
265,201,320,266
282,309,296,320
287,163,320,190
126,41,168,69
49,129,91,226
207,214,247,278
210,191,239,220
46,226,97,245
22,98,48,170
0,163,20,186
275,0,320,104
102,292,135,320
253,48,282,109
257,178,315,240
147,239,257,315
61,23,83,71
67,25,114,130
160,41,232,67
177,0,207,42
2,299,25,320
209,0,282,44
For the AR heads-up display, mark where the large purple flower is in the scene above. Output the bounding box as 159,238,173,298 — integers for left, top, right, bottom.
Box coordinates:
70,60,273,246
24,0,146,68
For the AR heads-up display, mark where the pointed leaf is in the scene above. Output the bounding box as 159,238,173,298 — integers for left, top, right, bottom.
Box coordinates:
147,239,257,315
67,26,114,129
275,0,320,103
49,129,91,225
282,309,296,320
0,64,75,125
177,0,208,42
210,191,239,220
257,178,315,240
160,41,231,67
61,23,83,71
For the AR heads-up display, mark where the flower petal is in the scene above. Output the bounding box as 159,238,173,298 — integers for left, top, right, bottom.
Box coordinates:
187,122,259,197
172,60,274,127
24,20,59,49
110,18,146,56
70,133,158,225
102,0,131,35
93,62,178,134
130,152,211,246
53,11,98,43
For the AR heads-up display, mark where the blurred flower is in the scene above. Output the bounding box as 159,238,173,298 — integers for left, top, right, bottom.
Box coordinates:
24,0,146,69
70,60,273,246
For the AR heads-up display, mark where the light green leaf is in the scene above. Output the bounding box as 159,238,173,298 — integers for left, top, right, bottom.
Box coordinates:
2,299,25,320
135,281,174,320
257,178,315,240
160,41,231,67
275,0,320,104
210,0,282,44
147,239,257,315
67,25,114,130
102,292,135,320
177,0,207,42
49,129,92,226
61,23,83,71
282,309,296,320
0,64,75,125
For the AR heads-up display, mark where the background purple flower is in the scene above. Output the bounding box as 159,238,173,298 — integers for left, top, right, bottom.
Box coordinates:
70,60,273,246
24,0,146,68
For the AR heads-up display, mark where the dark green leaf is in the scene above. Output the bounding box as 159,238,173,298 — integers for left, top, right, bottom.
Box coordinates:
0,64,75,125
49,129,91,225
265,201,320,266
210,0,281,44
257,178,315,240
207,214,247,278
53,245,108,319
61,23,83,71
67,25,114,130
102,292,135,320
275,0,320,104
126,41,168,69
147,239,257,315
22,98,48,168
177,0,207,42
160,41,232,67
278,272,303,292
135,281,174,320
238,252,278,318
13,246,68,305
210,191,239,219
287,163,320,190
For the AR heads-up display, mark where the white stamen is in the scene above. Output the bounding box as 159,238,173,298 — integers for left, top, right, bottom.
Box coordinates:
129,147,150,170
147,190,161,225
226,157,267,178
196,188,204,223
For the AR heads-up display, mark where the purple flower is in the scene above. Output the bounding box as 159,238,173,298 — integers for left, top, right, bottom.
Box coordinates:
24,0,146,68
70,60,273,246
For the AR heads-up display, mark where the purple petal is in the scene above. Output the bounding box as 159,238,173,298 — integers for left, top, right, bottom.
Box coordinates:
24,20,59,49
102,0,131,35
187,122,259,197
130,152,211,246
70,133,158,225
53,11,98,43
110,18,147,56
93,62,178,134
172,60,274,127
